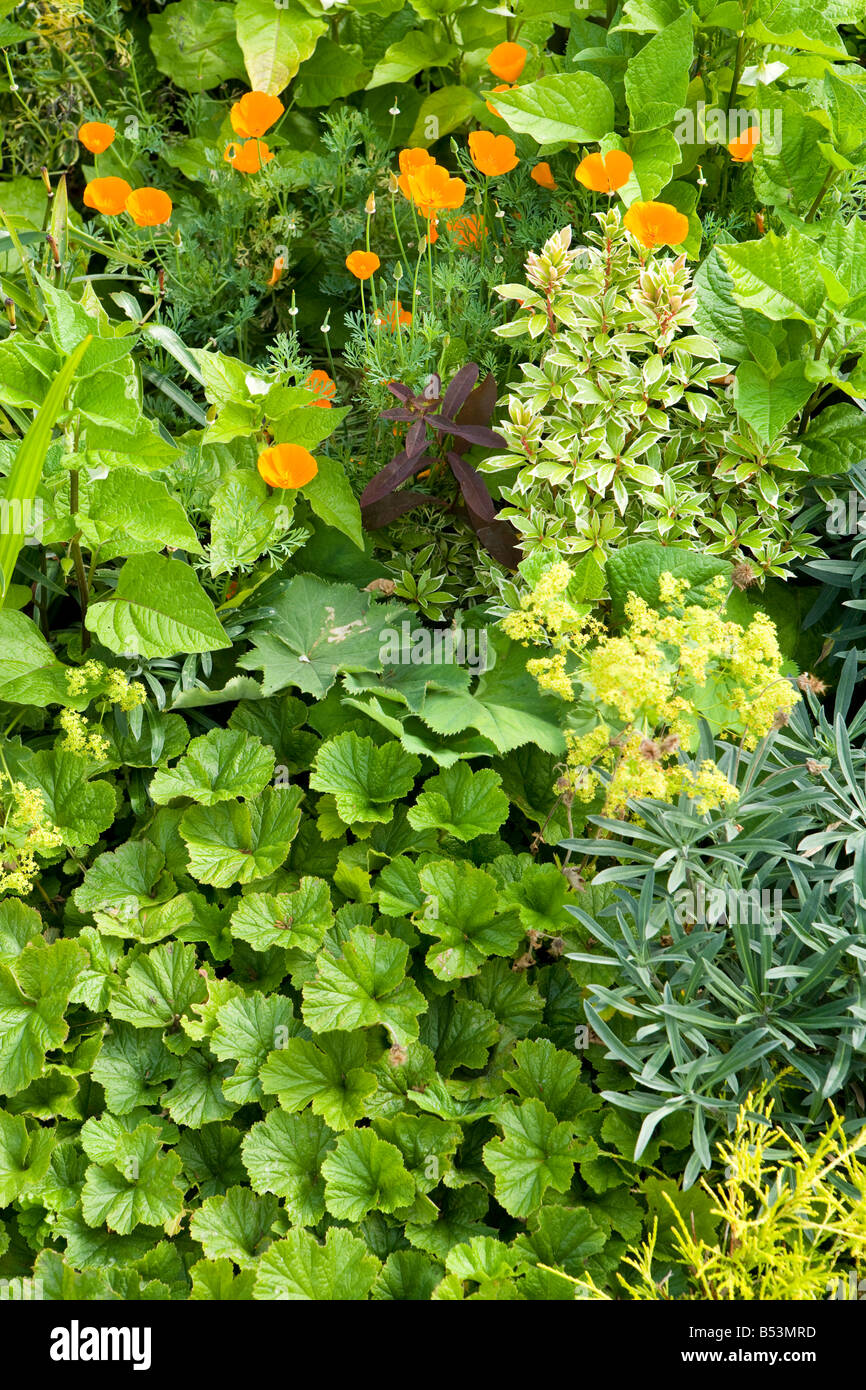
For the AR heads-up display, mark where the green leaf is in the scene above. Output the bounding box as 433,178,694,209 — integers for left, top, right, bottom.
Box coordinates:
417,860,525,981
0,1109,54,1202
420,632,567,755
90,1023,180,1115
408,763,508,841
259,1030,376,1129
109,941,207,1031
160,1047,238,1126
254,1226,380,1300
210,992,299,1104
0,612,91,708
799,404,866,476
189,1185,279,1265
491,73,614,145
367,31,457,88
229,877,332,954
74,841,176,917
235,0,325,93
78,468,201,560
179,785,304,886
373,1249,444,1301
0,337,90,603
625,12,693,133
238,574,389,697
483,1098,576,1218
0,938,87,1095
606,540,729,624
150,728,274,806
407,87,482,147
189,1257,256,1300
734,360,814,445
85,553,230,659
321,1126,414,1221
746,0,849,58
0,898,42,967
242,1110,335,1224
293,36,370,106
507,1038,597,1122
17,749,114,848
148,0,246,92
81,1125,184,1234
310,732,420,826
302,927,427,1045
501,862,575,938
303,455,364,551
719,231,826,325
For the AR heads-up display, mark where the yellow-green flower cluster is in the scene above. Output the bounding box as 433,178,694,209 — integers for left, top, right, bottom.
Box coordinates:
65,659,145,712
58,708,110,760
0,777,63,896
512,564,801,816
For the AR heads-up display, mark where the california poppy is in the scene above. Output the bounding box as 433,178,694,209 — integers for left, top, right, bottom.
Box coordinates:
125,188,173,227
487,42,527,83
230,91,284,139
623,200,689,249
83,177,133,216
727,126,760,162
78,121,116,154
468,130,519,177
397,148,437,201
575,149,633,194
224,138,274,173
450,213,487,250
374,298,412,331
531,162,557,191
257,443,318,489
405,162,466,217
345,250,380,280
306,369,336,407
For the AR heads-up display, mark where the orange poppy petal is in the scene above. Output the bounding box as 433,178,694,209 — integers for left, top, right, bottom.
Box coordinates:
468,130,519,177
257,443,318,489
82,177,133,216
230,91,285,139
487,42,527,83
727,126,761,162
125,188,173,227
531,162,557,191
623,199,689,249
78,122,116,154
575,149,633,193
345,250,381,280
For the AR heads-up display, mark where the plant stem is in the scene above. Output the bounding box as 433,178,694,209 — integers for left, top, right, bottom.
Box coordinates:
806,167,837,223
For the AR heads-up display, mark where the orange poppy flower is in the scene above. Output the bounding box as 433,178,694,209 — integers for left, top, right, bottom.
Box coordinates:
487,42,527,83
306,369,336,407
623,200,689,249
257,443,318,489
450,213,487,250
374,298,412,331
224,138,274,173
468,130,519,177
78,121,116,154
727,126,761,162
345,250,380,280
486,83,514,118
267,255,285,287
83,176,132,216
125,188,173,227
575,150,633,194
397,148,435,200
230,91,284,139
531,162,557,191
405,162,466,218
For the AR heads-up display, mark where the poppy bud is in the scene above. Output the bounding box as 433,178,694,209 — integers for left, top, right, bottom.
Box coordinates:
365,191,376,215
